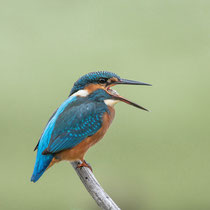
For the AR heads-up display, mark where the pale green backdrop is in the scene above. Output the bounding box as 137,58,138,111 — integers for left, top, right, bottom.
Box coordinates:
0,1,210,210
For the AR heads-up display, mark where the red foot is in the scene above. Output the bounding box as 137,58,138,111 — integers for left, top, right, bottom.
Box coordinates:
77,160,93,172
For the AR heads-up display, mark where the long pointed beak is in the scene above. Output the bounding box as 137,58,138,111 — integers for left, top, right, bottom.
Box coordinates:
112,95,149,111
108,78,151,111
114,78,152,86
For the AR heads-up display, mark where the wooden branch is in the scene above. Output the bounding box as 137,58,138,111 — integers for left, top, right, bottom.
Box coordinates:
71,161,121,210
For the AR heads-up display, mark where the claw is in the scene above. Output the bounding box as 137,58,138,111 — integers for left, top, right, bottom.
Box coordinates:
77,160,93,172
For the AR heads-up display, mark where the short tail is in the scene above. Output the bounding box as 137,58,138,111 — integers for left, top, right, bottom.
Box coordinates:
31,150,53,183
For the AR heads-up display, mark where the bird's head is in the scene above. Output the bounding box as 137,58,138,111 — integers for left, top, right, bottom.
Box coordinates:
70,71,151,111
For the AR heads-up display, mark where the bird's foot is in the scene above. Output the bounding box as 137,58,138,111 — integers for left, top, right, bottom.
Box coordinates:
77,160,93,172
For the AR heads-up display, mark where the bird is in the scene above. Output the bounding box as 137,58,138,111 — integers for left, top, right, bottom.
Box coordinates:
31,71,151,182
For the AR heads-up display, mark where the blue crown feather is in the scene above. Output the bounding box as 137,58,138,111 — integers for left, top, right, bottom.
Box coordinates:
69,71,120,96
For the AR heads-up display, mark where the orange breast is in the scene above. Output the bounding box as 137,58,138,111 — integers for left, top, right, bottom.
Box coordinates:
54,106,115,162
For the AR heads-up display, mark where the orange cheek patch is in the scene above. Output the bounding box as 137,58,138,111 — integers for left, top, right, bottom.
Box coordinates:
85,84,106,93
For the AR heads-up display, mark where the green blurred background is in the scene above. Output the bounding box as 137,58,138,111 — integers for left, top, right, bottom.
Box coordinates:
1,0,210,209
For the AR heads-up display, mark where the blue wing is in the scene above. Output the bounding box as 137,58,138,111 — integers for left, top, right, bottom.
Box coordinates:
44,99,108,154
33,109,58,151
31,95,108,182
31,95,77,182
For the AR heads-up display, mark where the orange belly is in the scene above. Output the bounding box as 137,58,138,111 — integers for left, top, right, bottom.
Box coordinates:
47,106,115,168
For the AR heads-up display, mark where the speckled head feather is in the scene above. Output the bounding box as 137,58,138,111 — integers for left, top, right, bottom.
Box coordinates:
69,71,120,96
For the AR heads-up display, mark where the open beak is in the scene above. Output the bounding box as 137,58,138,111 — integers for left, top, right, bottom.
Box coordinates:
107,78,151,111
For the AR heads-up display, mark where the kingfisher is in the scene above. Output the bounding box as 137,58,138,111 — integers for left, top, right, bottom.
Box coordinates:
31,71,151,182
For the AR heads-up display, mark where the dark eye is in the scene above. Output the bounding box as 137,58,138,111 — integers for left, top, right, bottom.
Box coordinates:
98,78,107,84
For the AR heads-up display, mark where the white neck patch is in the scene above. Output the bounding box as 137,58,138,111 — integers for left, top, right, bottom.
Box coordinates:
71,89,89,97
72,89,119,107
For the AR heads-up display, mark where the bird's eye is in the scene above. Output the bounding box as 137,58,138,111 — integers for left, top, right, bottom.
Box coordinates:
98,78,107,84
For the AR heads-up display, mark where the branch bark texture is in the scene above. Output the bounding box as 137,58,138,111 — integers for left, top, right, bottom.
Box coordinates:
71,161,121,210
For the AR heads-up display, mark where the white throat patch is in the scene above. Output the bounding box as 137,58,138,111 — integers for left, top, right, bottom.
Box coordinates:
104,99,119,107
